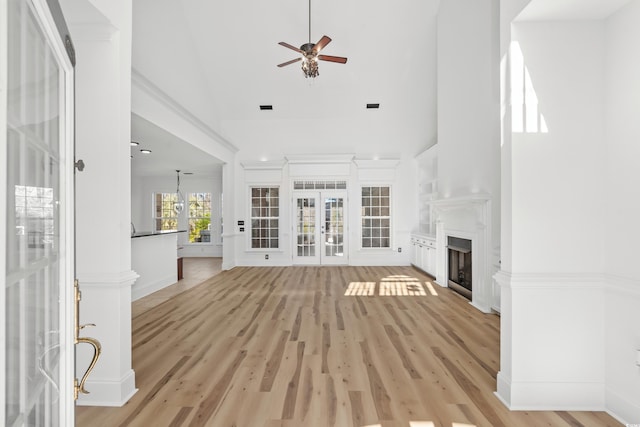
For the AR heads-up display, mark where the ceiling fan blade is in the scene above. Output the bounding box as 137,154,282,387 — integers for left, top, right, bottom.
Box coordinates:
318,54,348,64
278,41,304,54
277,57,302,67
313,35,332,53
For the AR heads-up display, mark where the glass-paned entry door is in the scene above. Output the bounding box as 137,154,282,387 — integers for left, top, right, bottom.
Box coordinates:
293,191,347,265
3,0,75,425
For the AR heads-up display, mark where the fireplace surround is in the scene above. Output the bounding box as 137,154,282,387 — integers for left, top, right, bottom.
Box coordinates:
433,194,495,313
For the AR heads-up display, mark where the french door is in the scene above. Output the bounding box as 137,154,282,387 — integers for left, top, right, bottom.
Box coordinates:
293,191,347,265
2,0,76,425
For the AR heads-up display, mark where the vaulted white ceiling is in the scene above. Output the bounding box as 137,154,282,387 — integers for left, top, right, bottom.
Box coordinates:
131,0,440,170
517,0,631,21
129,0,632,176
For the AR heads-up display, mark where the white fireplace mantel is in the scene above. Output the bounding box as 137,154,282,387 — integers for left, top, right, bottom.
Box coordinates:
432,194,493,313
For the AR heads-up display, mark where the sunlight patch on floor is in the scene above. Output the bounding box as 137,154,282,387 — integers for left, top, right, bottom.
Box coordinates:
361,422,476,427
379,281,427,296
345,275,438,297
344,282,376,296
425,281,438,296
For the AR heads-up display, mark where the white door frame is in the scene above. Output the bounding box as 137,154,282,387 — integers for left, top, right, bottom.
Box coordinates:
1,0,76,423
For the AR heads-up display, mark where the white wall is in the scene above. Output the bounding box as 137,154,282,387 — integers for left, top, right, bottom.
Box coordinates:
131,174,223,257
603,0,640,421
436,0,501,245
511,22,606,273
437,0,500,197
234,157,415,267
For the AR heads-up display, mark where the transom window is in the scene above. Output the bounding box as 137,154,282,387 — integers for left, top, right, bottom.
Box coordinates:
250,187,279,249
361,186,391,248
293,180,347,190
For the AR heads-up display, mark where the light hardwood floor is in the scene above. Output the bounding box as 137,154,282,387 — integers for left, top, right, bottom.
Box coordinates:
131,258,222,318
77,265,622,427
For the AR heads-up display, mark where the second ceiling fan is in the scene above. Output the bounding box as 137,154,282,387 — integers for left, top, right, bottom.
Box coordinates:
277,0,348,78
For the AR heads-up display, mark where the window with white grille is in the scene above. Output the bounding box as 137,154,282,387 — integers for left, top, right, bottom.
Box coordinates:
250,187,279,249
361,186,390,248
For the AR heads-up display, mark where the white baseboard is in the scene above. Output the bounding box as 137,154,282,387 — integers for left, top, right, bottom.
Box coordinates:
76,369,138,407
495,375,605,411
495,371,512,408
606,386,640,425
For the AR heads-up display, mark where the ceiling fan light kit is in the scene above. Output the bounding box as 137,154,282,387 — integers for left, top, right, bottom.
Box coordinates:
277,0,347,78
302,56,319,79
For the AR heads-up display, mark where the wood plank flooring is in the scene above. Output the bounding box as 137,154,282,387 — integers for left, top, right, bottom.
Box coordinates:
76,266,622,427
131,258,222,318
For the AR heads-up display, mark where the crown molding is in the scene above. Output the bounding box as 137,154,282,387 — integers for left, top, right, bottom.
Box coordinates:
285,154,354,164
353,158,401,169
131,68,238,153
241,160,286,170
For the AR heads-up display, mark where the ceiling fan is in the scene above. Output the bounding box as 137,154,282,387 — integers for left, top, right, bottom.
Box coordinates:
277,0,348,78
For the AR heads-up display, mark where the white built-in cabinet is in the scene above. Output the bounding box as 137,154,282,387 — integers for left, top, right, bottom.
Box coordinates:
413,144,438,277
416,144,438,235
410,235,437,278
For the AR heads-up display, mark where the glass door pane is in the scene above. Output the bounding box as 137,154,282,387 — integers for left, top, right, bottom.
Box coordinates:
4,0,73,425
320,192,347,265
292,191,347,266
293,195,319,264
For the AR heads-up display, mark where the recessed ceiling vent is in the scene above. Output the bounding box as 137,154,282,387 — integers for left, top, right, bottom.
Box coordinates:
366,103,380,109
260,105,273,110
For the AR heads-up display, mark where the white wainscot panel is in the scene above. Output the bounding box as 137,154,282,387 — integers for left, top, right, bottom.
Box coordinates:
131,233,178,300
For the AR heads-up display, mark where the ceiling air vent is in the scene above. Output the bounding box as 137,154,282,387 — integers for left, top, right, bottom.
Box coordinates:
366,103,380,109
259,105,273,110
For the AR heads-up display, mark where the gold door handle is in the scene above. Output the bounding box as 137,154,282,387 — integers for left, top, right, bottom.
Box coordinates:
74,280,102,400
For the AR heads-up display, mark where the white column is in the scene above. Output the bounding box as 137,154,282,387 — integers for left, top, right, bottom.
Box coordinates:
496,15,607,411
62,0,137,406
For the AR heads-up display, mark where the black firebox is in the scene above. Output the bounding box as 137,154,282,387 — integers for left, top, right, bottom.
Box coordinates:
447,236,472,299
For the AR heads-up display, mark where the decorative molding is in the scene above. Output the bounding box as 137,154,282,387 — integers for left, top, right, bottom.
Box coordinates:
241,160,286,170
285,153,354,164
494,271,605,290
605,274,640,297
76,369,137,407
606,386,640,425
77,270,139,289
494,271,640,295
434,195,493,313
496,377,605,411
131,68,238,153
353,158,401,169
432,193,492,208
